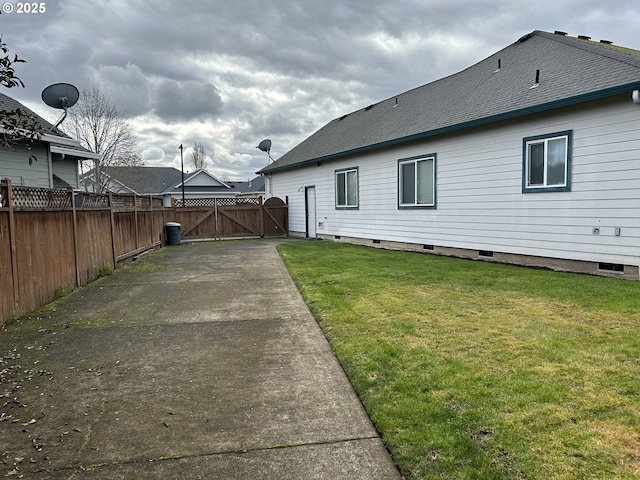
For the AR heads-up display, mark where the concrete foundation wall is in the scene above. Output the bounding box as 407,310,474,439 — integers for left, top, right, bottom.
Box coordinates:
318,234,640,280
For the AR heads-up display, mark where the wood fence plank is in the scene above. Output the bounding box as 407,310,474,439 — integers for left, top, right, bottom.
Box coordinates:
216,208,260,235
263,206,286,234
182,209,215,236
0,186,287,326
6,180,19,310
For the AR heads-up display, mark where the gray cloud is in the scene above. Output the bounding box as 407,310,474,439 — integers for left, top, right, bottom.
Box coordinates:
153,80,223,122
2,0,640,179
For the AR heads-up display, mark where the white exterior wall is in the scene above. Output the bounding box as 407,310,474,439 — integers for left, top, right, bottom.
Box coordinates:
270,96,640,267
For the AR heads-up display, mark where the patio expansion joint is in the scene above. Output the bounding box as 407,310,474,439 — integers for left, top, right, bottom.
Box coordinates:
23,436,384,476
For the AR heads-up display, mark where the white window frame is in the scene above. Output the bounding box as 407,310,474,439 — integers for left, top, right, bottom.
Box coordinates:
398,154,436,208
523,131,572,193
335,167,359,209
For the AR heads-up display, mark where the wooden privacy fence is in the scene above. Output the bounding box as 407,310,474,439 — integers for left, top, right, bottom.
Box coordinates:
0,180,167,326
170,196,288,240
0,181,289,326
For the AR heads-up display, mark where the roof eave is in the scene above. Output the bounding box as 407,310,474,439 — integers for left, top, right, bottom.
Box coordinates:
260,81,640,174
50,145,102,160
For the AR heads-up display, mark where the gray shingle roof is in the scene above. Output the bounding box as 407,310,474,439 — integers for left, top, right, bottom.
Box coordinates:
0,92,67,136
101,166,184,194
260,30,640,174
1,92,98,159
227,175,265,193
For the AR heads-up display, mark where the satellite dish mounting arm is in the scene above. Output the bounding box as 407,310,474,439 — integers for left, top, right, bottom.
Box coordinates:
51,97,70,132
41,83,80,133
257,138,274,162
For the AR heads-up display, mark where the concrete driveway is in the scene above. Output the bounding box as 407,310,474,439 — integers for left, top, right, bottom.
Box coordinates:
0,238,401,479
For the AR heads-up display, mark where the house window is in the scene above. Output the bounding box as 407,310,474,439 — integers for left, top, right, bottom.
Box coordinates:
398,154,436,208
335,167,358,208
523,131,571,192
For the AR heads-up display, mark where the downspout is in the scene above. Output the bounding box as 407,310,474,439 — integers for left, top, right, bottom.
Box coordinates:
47,145,53,188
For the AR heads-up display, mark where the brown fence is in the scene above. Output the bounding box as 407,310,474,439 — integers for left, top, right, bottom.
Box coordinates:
170,196,288,240
1,182,289,326
0,180,167,326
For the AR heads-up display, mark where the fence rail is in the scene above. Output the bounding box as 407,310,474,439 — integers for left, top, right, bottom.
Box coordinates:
0,181,288,326
170,196,288,240
0,180,168,326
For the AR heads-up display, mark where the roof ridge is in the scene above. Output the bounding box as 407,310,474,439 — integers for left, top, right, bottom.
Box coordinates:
260,29,640,175
533,30,640,69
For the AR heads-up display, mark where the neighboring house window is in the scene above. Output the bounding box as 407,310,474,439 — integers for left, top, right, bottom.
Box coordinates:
335,167,358,208
523,131,572,192
398,154,436,208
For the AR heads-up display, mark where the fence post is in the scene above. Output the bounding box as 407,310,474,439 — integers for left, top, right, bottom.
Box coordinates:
6,179,19,312
133,194,139,254
109,193,117,267
70,187,81,287
162,199,167,245
285,196,289,234
149,196,154,248
259,196,265,238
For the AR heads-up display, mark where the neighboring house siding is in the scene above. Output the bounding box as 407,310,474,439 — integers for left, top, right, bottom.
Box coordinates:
0,142,51,187
52,158,79,188
271,96,640,267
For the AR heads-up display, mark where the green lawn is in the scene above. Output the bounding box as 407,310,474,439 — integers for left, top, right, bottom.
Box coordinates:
277,241,640,480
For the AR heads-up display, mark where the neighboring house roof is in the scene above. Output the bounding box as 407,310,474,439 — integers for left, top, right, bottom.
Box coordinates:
164,169,236,196
0,92,101,160
260,30,640,174
0,92,61,134
227,175,266,193
100,166,184,194
52,174,72,189
85,166,239,196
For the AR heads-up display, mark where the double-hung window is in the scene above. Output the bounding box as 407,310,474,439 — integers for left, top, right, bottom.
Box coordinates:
523,131,571,192
335,167,358,208
398,154,436,208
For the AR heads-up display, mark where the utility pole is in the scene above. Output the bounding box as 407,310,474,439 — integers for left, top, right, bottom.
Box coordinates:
179,144,185,206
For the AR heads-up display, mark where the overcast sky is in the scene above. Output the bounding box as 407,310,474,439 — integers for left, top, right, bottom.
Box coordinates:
2,0,639,180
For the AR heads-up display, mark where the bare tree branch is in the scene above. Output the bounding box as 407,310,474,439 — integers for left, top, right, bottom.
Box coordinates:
190,142,207,170
68,87,143,193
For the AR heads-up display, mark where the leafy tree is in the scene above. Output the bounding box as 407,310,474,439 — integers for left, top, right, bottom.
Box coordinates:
69,87,143,193
190,142,207,170
0,35,45,164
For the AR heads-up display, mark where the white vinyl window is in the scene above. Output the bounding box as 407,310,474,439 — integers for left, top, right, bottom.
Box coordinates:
523,131,571,192
335,167,358,208
398,155,436,208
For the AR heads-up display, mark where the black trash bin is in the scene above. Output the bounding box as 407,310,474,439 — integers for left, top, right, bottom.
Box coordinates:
165,222,181,245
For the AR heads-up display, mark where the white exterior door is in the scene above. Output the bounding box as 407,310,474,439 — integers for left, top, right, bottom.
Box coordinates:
305,186,316,238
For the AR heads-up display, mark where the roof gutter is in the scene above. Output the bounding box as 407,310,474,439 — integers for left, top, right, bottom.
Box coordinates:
51,145,102,160
41,133,85,147
260,81,640,174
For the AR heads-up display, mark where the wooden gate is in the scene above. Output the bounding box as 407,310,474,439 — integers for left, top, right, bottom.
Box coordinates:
172,197,288,240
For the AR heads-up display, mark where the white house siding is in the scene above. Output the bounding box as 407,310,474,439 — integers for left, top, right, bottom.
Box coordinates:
0,142,51,187
270,95,640,269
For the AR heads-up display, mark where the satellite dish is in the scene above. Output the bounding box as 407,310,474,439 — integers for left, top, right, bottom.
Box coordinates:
41,83,80,131
42,83,80,109
257,139,274,162
257,139,272,153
